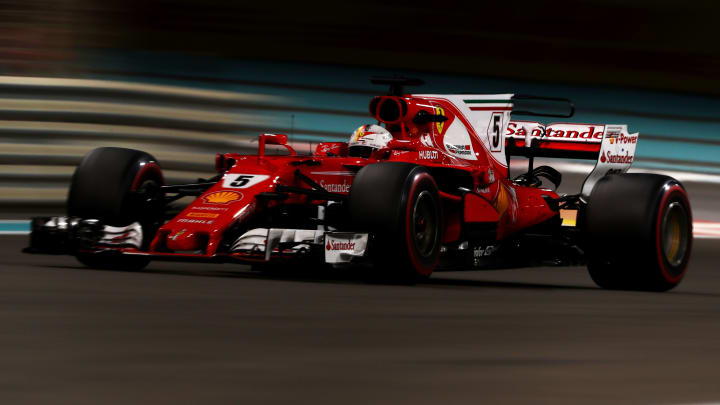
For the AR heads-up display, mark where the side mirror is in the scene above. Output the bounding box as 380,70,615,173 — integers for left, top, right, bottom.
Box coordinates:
262,133,288,145
258,133,295,158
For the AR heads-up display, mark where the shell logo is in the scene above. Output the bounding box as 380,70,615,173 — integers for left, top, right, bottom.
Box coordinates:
203,191,242,204
493,184,510,217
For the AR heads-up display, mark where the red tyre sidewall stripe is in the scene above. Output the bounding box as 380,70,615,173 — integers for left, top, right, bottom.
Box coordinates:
130,162,164,192
404,172,440,276
655,185,691,284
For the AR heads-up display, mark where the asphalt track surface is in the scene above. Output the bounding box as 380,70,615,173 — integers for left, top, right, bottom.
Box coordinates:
1,231,719,405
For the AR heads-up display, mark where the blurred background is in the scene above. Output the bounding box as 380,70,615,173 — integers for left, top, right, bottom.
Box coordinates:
1,0,719,217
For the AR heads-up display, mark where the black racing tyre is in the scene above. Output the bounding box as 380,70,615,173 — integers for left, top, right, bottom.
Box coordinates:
350,162,442,282
583,173,692,292
68,147,165,271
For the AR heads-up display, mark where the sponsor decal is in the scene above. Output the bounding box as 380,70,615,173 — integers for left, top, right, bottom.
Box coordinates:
326,240,356,251
506,122,545,138
178,218,214,224
203,191,242,204
318,179,351,193
222,174,270,189
192,206,227,211
419,150,438,160
580,125,638,198
605,128,621,144
186,212,219,219
473,245,498,266
546,127,603,140
420,133,434,148
609,133,637,145
434,106,445,134
474,245,497,257
506,122,605,141
446,143,472,155
324,233,369,264
316,143,348,156
493,183,518,223
601,150,634,164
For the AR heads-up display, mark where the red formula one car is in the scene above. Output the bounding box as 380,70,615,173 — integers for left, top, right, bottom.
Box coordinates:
26,78,693,291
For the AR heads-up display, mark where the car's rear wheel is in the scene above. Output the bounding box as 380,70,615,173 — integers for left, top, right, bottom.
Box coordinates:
350,162,442,282
583,173,692,291
68,147,165,271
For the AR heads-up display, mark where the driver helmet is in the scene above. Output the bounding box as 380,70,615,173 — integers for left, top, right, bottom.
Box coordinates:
348,124,392,158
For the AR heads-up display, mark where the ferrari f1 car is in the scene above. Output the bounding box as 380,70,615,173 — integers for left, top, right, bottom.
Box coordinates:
25,78,693,291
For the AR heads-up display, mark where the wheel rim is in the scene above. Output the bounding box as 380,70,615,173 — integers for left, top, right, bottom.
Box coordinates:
661,201,689,267
411,190,437,258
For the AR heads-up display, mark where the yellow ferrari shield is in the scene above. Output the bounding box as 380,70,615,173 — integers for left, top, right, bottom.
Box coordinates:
434,106,445,134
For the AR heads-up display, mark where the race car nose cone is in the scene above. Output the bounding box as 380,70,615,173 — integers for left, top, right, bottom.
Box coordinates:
166,228,204,252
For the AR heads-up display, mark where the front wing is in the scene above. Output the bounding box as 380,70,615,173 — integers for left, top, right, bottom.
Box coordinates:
25,216,370,265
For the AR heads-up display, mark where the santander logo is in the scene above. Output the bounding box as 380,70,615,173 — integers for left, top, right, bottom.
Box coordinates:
326,240,355,251
601,151,633,164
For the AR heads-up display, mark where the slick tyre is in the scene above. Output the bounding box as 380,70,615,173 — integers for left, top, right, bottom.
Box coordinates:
583,173,692,292
350,162,442,282
68,147,165,271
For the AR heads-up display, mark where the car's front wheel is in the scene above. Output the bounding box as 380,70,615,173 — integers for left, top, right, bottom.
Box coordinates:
350,162,442,282
67,147,165,271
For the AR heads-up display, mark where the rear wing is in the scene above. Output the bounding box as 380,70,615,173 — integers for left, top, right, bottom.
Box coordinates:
505,121,611,160
505,120,640,197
